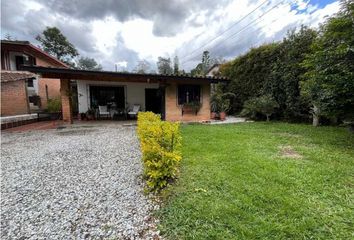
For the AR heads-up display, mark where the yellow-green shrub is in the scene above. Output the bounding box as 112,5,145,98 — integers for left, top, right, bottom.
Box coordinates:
137,112,182,191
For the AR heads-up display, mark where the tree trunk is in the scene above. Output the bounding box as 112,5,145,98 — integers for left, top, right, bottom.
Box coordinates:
266,114,270,122
312,104,320,127
313,115,319,127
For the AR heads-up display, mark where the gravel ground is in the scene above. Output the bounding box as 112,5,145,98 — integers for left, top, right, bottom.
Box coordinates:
1,124,160,239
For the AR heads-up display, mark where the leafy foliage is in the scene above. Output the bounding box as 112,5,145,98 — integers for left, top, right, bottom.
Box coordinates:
221,26,317,121
173,56,179,74
137,112,182,192
76,57,102,70
36,27,78,65
157,57,173,74
46,98,61,113
133,60,152,73
241,95,279,121
210,83,235,113
301,0,354,122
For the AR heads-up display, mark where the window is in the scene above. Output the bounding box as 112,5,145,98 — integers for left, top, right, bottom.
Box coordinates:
27,79,34,87
15,55,35,70
177,85,201,105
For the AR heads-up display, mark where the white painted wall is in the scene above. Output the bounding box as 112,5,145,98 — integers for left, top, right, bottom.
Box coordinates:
77,80,159,113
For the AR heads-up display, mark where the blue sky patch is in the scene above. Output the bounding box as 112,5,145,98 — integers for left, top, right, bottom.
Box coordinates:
291,0,338,14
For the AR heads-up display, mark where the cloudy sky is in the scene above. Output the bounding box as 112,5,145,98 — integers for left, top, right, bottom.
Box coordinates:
1,0,340,72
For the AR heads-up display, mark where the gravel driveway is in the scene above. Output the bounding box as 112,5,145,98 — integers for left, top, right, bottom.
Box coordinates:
1,124,159,239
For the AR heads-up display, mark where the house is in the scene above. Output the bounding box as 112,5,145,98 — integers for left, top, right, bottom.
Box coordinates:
206,64,220,77
21,66,228,123
1,40,68,116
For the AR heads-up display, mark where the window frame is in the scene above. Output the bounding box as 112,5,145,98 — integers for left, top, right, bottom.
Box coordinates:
177,84,202,106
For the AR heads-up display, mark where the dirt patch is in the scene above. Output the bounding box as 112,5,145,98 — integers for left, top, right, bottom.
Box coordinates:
279,145,303,159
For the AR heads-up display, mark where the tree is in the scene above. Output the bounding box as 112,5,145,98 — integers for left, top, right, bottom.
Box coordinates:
36,27,78,65
157,57,173,74
201,50,211,75
134,60,151,74
173,56,179,74
264,26,317,121
241,95,279,121
301,0,354,126
4,33,14,40
190,63,203,76
220,43,280,113
76,57,102,71
190,50,212,76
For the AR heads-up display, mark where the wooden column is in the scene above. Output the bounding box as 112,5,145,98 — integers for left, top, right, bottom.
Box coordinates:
60,79,73,124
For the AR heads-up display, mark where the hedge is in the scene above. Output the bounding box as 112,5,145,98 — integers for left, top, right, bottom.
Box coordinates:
137,112,182,192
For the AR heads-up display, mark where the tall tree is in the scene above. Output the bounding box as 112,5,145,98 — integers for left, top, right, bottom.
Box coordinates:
264,26,317,121
76,57,102,70
301,0,354,126
201,50,211,75
190,50,213,76
134,60,151,74
36,27,78,65
157,57,173,74
173,56,179,74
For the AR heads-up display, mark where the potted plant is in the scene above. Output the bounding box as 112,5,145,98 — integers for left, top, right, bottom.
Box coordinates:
46,98,62,120
86,108,96,120
211,84,236,121
210,93,219,119
79,112,87,121
219,99,230,121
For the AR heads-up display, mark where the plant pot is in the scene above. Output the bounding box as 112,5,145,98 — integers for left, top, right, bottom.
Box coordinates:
220,111,226,121
182,105,199,115
87,114,94,120
48,112,62,120
211,112,217,119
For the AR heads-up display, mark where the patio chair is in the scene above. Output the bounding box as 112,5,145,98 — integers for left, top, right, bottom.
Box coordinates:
128,104,140,119
98,105,110,119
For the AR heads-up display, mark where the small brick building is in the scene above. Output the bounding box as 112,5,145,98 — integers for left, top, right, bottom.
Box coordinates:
1,71,36,116
21,66,228,123
1,40,68,116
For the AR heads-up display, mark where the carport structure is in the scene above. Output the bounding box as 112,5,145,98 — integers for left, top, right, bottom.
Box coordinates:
21,66,228,123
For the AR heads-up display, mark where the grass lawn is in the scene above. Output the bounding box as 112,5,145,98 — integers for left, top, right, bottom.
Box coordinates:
158,122,354,239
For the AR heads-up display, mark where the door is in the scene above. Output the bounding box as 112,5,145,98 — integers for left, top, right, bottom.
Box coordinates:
145,88,163,116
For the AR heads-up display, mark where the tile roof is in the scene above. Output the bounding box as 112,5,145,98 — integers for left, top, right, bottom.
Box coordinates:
1,71,37,83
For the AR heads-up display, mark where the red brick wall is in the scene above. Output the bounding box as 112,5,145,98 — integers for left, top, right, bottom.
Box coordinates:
1,80,29,116
36,57,62,108
165,83,211,122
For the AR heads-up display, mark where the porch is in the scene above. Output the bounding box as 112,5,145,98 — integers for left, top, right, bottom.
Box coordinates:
20,66,228,124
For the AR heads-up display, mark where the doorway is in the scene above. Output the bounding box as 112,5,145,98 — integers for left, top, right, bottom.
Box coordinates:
145,88,165,119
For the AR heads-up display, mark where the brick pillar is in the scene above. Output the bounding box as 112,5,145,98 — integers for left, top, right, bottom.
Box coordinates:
60,79,73,124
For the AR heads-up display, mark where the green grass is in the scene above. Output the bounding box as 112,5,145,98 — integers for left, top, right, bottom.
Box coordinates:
158,122,354,239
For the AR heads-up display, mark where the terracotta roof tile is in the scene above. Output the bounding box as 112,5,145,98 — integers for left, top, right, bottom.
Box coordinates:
1,71,37,83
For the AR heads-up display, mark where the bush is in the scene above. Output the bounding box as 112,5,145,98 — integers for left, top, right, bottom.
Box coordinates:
47,98,62,113
241,95,279,121
137,112,182,192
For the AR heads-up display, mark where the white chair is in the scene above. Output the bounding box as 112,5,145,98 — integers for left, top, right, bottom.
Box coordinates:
98,105,110,119
128,104,140,119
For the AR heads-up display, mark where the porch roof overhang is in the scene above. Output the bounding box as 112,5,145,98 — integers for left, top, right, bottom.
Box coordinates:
20,65,229,84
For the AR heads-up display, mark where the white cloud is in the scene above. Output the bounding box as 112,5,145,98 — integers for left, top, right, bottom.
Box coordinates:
2,0,341,72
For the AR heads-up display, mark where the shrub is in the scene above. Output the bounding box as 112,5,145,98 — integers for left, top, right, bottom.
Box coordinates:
241,95,279,121
137,112,182,192
47,98,62,113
